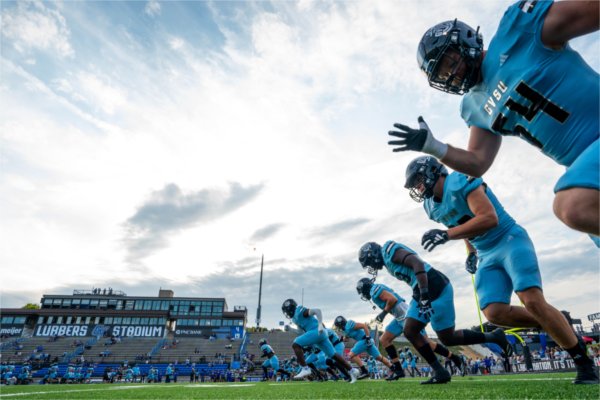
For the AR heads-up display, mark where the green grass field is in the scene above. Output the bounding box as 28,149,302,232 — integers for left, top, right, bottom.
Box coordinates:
1,373,598,399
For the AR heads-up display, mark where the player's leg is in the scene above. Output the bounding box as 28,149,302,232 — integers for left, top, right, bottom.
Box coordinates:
318,335,357,383
553,138,599,239
517,287,598,384
381,322,405,379
430,284,512,356
476,248,540,328
404,313,450,384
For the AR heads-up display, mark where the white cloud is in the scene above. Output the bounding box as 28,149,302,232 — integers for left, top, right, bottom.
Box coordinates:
145,0,161,17
0,0,598,330
1,1,74,58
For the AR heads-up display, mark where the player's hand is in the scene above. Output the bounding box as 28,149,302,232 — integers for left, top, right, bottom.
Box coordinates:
388,117,429,152
421,229,449,252
418,289,435,319
375,310,388,323
465,252,478,274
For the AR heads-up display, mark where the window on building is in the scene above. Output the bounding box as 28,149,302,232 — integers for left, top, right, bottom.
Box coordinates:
62,299,71,308
123,317,131,325
114,317,122,324
72,299,81,308
66,316,72,324
132,317,140,325
99,300,108,309
1,316,14,324
134,301,143,310
151,301,160,311
141,318,149,325
37,316,45,324
125,300,134,310
105,317,113,324
13,317,26,324
56,316,64,324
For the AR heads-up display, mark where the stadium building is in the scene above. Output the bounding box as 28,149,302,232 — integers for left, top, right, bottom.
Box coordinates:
1,288,248,366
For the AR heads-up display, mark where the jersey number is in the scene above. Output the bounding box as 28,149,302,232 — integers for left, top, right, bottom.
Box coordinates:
491,81,570,149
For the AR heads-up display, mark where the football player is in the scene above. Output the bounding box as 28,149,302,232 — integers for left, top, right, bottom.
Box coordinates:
356,277,464,379
358,241,511,384
259,338,291,381
333,315,393,380
403,155,599,384
388,1,599,246
282,299,359,383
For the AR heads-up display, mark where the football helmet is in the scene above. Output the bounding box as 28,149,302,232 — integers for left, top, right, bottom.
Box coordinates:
356,277,375,301
259,338,267,346
417,19,483,95
282,298,297,319
334,315,347,331
358,242,384,275
405,156,448,202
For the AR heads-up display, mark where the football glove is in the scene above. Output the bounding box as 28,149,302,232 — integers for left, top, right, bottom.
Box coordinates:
422,229,449,252
418,288,435,319
465,252,478,274
388,116,448,159
375,310,388,323
365,336,373,347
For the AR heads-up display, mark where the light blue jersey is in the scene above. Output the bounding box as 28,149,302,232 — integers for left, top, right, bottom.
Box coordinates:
343,319,366,341
291,305,336,358
381,241,431,288
261,343,275,357
423,172,542,308
424,172,515,251
292,305,318,332
461,0,599,168
370,283,405,310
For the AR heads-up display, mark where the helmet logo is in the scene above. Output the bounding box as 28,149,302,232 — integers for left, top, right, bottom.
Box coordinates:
426,21,453,38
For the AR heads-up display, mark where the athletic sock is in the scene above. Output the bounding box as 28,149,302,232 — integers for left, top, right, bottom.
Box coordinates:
434,343,450,358
360,365,368,375
416,343,444,373
566,338,593,366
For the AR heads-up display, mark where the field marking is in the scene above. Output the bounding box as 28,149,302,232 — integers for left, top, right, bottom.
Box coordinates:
185,384,255,388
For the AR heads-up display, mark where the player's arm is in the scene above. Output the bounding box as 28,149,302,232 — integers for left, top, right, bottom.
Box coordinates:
392,249,428,291
389,117,501,178
307,308,324,331
542,1,599,49
379,290,398,312
446,186,498,240
440,126,502,178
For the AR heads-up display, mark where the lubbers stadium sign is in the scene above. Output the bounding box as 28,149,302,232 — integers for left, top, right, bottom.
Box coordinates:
33,324,165,338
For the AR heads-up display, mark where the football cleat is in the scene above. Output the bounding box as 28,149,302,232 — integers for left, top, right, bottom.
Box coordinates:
420,369,451,384
573,363,599,385
385,368,405,381
294,366,312,380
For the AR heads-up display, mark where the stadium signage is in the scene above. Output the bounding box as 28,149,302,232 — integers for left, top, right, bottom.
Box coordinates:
33,324,165,337
175,328,204,337
0,325,24,337
587,312,600,322
514,359,576,372
34,324,88,337
109,325,164,337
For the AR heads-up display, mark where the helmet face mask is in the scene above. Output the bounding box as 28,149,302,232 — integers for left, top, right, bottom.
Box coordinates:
405,156,448,202
334,315,347,331
417,19,483,95
358,242,384,276
281,299,297,319
259,338,267,346
356,277,374,301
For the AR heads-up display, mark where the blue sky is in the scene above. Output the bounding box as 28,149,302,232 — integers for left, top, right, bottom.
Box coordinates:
1,0,598,332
